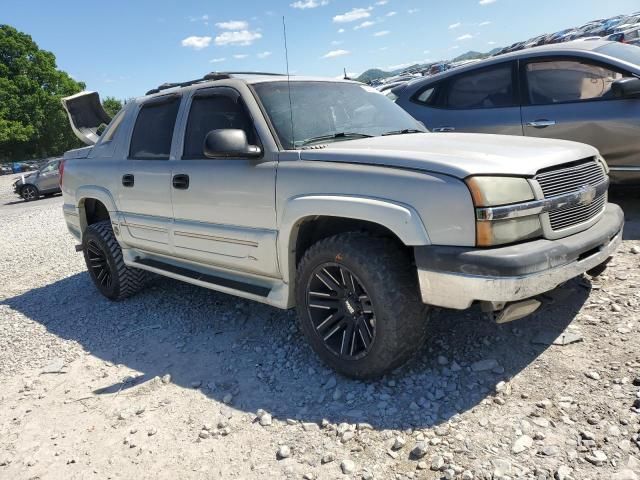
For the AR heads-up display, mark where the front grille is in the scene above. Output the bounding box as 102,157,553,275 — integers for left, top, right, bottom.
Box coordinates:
535,159,607,232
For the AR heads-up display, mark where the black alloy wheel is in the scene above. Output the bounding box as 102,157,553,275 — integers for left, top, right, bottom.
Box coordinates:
306,263,376,360
22,185,38,201
86,239,113,291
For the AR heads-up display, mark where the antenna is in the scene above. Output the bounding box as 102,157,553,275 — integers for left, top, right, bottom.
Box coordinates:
282,16,295,148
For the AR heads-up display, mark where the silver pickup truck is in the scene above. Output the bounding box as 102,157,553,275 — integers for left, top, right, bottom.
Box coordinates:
60,73,623,378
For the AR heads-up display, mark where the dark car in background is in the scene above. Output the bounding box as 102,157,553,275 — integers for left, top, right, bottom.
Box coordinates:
391,41,640,185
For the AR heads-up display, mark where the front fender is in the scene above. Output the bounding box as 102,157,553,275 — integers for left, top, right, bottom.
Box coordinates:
278,194,430,287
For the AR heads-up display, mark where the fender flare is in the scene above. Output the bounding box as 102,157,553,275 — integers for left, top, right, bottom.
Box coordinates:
278,194,430,286
74,185,118,235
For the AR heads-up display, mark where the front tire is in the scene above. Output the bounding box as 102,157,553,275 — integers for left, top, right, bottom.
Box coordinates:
295,233,429,379
82,220,148,300
21,185,39,201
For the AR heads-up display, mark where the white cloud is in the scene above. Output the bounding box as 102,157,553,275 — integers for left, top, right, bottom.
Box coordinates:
331,40,343,45
457,34,473,40
479,0,497,4
449,22,461,29
210,57,226,63
488,41,496,45
375,0,388,4
338,28,345,33
450,45,460,49
189,14,209,24
216,20,249,30
233,54,248,59
333,7,372,23
290,0,329,9
423,49,430,54
181,36,212,50
386,11,397,17
373,30,390,37
479,21,491,26
354,20,375,30
407,8,419,14
257,51,272,59
322,49,350,58
214,30,262,46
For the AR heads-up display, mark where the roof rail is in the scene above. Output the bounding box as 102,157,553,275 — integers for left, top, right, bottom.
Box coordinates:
145,72,286,96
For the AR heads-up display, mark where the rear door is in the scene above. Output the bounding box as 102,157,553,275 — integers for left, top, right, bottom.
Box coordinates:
116,95,180,255
169,86,279,277
36,160,60,192
401,61,523,135
520,56,640,174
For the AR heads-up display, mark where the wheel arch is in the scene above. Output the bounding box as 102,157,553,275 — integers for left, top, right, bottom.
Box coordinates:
75,186,118,236
278,195,431,304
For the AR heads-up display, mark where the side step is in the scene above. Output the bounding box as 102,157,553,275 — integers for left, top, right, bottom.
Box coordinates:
133,258,271,297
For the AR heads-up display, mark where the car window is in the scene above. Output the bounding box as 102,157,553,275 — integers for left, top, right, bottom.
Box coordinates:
183,94,256,159
415,87,437,104
40,161,59,173
525,60,628,105
129,97,180,160
445,64,514,109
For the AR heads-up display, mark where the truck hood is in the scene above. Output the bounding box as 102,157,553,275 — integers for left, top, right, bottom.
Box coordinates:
298,133,599,178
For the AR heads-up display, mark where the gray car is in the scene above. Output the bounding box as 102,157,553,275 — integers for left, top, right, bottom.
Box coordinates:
13,158,62,201
392,41,640,184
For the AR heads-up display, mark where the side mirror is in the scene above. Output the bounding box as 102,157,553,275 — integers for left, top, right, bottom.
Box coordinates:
203,129,262,159
612,77,640,98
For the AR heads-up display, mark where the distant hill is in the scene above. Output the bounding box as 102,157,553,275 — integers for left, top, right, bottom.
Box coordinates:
356,47,503,83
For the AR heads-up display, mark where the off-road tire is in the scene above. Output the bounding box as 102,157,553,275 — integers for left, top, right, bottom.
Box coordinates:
295,232,429,379
21,184,39,202
83,220,148,300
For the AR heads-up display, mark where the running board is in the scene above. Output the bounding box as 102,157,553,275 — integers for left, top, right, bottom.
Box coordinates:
133,258,271,297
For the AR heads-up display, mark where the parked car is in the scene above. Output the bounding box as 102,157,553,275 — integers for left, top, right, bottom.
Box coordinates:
13,158,62,201
58,73,622,378
392,40,640,184
0,164,13,175
607,26,640,46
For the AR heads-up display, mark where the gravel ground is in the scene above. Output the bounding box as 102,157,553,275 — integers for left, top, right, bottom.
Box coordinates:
0,172,639,480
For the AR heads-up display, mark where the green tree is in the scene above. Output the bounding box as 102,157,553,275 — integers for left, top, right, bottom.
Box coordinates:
102,96,123,118
0,24,85,161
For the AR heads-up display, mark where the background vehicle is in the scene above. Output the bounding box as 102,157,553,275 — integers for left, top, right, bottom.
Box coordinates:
0,165,13,175
59,73,622,379
607,26,640,46
13,158,62,201
392,41,640,184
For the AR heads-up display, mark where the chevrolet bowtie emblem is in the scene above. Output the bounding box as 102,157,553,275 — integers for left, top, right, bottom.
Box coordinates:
578,184,596,204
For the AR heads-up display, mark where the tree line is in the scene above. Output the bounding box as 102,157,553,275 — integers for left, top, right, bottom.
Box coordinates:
0,25,123,162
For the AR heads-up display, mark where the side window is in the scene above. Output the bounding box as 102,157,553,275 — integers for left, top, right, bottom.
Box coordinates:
40,161,59,173
183,94,257,159
445,64,515,109
414,86,437,105
525,60,627,105
129,97,180,160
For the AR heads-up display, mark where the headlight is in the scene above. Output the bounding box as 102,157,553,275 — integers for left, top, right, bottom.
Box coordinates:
466,176,542,247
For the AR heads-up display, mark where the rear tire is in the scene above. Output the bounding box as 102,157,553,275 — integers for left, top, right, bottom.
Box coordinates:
82,220,148,300
21,185,39,201
295,232,429,379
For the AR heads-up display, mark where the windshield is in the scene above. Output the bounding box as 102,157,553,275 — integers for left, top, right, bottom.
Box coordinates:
253,81,425,149
597,42,640,68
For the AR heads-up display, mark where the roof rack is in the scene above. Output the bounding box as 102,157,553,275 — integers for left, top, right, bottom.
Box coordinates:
145,72,286,96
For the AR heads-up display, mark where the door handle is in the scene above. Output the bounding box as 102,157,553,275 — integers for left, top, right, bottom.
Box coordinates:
432,126,456,132
172,174,190,190
122,174,134,187
526,120,557,128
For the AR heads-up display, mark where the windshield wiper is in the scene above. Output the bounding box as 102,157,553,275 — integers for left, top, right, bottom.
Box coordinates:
381,128,424,136
300,132,373,146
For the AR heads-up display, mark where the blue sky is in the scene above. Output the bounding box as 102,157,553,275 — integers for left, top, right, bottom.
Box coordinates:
4,0,638,99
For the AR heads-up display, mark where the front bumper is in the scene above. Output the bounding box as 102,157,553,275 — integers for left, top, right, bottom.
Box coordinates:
415,203,624,309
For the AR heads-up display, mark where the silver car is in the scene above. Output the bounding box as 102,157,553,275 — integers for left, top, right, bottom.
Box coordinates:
392,41,640,184
13,158,62,201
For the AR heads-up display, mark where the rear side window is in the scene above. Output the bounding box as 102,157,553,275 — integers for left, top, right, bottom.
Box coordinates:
183,94,256,159
525,60,627,105
129,97,180,160
445,64,515,109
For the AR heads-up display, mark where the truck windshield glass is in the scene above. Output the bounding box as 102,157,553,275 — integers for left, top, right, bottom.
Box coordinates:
253,81,425,149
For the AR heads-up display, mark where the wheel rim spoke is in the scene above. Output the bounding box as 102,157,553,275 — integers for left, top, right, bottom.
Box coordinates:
306,262,376,360
86,240,112,291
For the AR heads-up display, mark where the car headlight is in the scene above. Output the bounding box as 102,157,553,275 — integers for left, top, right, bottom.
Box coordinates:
466,176,542,247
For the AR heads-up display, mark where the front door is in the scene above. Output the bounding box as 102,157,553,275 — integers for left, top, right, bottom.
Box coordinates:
170,87,279,277
36,160,60,192
520,57,640,177
116,95,180,255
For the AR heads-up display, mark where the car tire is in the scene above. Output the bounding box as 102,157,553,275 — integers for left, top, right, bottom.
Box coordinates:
21,184,39,201
82,220,149,300
295,232,429,379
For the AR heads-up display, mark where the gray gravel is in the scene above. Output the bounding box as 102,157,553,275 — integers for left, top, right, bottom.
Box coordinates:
0,173,639,479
